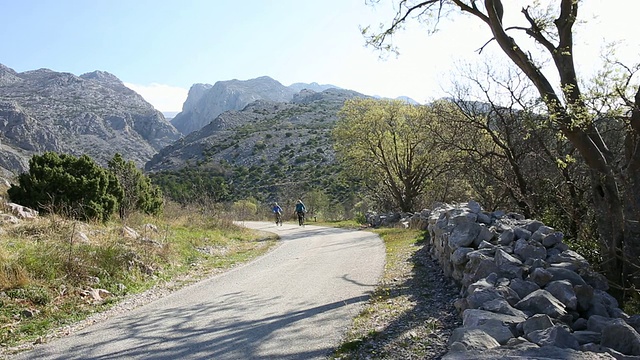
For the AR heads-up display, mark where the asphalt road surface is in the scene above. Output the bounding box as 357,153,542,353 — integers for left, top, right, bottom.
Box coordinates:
12,222,385,360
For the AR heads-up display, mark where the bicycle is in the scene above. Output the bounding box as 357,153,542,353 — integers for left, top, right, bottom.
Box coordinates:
296,211,305,226
275,212,283,226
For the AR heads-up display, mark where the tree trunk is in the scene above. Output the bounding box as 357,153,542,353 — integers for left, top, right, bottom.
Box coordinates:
589,170,625,296
479,0,637,297
623,177,640,294
621,87,640,293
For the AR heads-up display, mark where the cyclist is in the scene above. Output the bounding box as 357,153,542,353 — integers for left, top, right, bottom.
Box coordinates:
294,199,306,226
272,202,283,226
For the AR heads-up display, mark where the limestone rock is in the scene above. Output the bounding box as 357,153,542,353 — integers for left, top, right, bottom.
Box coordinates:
480,298,528,318
515,289,567,319
545,280,578,311
522,314,554,335
601,320,640,356
449,222,483,249
448,328,501,350
509,279,541,300
463,309,527,328
526,325,579,350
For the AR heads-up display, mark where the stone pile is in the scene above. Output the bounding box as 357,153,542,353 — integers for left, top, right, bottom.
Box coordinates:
419,201,640,359
365,209,432,230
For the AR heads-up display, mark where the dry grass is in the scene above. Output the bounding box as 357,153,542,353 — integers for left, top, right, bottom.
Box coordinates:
0,198,278,348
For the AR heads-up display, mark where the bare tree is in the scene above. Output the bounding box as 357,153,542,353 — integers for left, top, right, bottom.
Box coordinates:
365,0,640,294
441,60,592,242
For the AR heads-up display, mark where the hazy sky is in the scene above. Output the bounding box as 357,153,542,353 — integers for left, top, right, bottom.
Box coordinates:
1,0,638,112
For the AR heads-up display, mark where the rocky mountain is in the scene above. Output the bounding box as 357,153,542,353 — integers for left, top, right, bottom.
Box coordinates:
0,64,181,176
171,76,421,137
170,77,297,135
395,95,420,105
146,88,368,202
148,87,364,171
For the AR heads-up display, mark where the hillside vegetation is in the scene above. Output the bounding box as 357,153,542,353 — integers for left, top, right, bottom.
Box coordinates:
148,89,369,220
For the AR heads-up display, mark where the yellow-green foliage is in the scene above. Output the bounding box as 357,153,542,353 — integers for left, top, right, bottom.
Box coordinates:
232,199,258,220
334,98,459,211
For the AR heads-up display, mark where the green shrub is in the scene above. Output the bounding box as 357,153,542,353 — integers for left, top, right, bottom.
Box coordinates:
8,152,121,222
108,153,163,219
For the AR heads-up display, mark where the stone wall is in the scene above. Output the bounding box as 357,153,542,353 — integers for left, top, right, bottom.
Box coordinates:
370,202,640,359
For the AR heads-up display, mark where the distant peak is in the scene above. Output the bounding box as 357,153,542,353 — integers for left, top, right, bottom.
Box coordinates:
254,76,276,81
80,70,121,83
217,76,281,86
189,83,213,91
21,68,56,76
0,63,17,74
288,81,339,93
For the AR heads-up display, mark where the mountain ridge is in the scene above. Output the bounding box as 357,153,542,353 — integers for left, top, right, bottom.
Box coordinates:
170,76,296,135
170,76,420,136
0,62,420,184
0,64,180,176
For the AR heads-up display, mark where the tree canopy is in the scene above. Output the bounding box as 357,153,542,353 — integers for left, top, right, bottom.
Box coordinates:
334,98,452,211
108,153,164,219
8,152,164,222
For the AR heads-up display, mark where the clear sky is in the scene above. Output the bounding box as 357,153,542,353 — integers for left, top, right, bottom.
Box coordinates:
1,0,638,112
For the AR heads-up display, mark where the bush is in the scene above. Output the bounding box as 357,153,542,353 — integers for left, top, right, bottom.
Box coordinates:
8,152,121,222
232,199,258,220
108,153,163,219
0,262,29,290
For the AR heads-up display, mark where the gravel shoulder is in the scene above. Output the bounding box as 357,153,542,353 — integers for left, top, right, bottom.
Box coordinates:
329,231,461,360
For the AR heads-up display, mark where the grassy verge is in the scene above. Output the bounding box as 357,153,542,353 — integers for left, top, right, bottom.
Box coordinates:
0,204,278,349
330,227,456,359
332,228,424,357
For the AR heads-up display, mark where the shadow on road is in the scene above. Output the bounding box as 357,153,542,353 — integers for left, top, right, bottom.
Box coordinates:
16,221,384,360
27,293,371,360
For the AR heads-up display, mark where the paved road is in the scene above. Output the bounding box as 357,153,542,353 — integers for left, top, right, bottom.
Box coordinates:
12,222,385,360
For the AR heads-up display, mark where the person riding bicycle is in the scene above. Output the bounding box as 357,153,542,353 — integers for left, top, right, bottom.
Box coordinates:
294,199,306,226
272,202,283,226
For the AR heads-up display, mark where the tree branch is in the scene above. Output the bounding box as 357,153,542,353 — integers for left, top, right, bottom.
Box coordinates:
521,7,556,53
366,0,443,50
451,0,489,24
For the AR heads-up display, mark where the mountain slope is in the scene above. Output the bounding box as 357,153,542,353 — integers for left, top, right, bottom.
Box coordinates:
288,82,338,93
170,76,296,135
148,88,362,171
147,88,367,203
0,64,181,175
171,76,422,137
